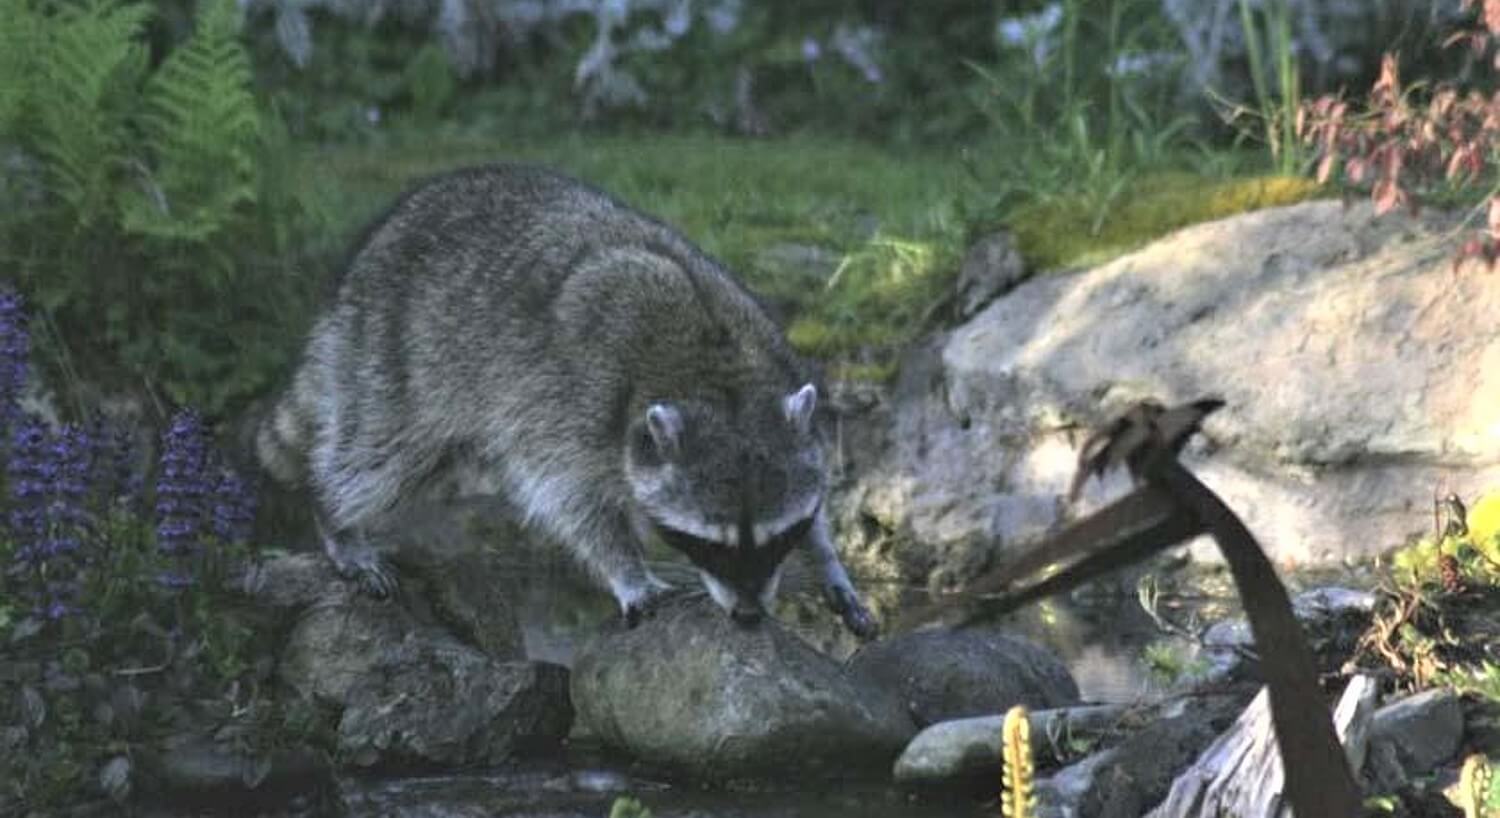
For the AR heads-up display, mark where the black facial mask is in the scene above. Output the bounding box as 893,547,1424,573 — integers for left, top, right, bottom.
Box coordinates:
654,514,815,602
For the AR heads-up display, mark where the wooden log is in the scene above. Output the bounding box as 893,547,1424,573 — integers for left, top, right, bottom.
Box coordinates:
1146,674,1379,818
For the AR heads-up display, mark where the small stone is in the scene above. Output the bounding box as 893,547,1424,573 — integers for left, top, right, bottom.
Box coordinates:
1368,688,1464,778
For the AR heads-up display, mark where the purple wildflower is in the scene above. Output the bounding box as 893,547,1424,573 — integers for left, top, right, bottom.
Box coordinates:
210,466,255,545
154,409,209,559
6,418,90,617
0,286,29,433
8,416,48,555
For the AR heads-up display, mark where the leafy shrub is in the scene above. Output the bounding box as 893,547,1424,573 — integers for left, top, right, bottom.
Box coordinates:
0,0,316,416
1299,1,1500,265
0,284,311,813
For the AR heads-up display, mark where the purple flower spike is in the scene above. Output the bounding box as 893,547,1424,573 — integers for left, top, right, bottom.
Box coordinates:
154,409,210,565
210,467,256,545
0,286,30,433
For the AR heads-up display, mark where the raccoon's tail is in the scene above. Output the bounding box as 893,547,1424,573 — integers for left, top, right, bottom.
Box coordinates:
251,375,316,488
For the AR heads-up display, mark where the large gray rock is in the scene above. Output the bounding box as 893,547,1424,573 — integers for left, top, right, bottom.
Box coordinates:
571,595,916,782
838,200,1500,585
261,550,570,769
848,628,1079,727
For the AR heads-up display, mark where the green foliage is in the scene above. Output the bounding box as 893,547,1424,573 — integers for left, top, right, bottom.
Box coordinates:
609,795,654,818
0,520,317,813
1232,0,1304,175
0,0,315,416
1141,639,1210,687
966,0,1198,225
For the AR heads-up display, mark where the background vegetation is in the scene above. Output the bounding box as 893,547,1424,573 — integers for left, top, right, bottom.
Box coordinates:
0,0,1490,423
2,0,1499,812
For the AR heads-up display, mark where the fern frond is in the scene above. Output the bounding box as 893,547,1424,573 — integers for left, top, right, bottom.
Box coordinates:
1001,705,1035,818
29,0,152,225
0,0,41,136
121,0,259,248
1459,754,1495,818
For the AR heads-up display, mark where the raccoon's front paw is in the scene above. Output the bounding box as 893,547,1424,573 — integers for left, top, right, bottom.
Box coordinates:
332,548,399,598
620,584,673,628
825,584,879,640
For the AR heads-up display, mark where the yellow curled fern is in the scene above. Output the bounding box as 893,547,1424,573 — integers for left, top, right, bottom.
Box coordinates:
1001,705,1035,818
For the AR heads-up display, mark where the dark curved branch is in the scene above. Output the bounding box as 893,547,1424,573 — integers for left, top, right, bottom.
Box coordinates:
899,398,1361,817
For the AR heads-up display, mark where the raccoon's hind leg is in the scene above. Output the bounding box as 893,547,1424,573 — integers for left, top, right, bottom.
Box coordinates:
805,505,878,639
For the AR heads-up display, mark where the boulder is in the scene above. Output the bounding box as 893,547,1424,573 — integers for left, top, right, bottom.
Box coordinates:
570,594,916,782
848,627,1079,727
838,200,1500,586
264,551,570,769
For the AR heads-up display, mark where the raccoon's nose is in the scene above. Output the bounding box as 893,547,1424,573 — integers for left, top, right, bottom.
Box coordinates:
729,602,763,627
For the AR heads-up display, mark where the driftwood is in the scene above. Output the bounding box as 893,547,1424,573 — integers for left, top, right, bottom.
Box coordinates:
899,399,1364,818
1147,674,1379,818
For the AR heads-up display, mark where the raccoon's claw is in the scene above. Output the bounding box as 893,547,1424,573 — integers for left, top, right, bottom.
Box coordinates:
620,584,672,628
355,562,400,598
333,550,399,598
826,584,879,640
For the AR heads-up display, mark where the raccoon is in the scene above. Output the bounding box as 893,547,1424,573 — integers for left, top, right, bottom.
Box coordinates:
257,164,876,638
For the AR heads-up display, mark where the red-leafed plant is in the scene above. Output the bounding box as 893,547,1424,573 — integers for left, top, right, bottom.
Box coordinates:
1298,1,1500,266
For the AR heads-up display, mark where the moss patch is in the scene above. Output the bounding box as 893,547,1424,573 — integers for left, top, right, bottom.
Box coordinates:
1009,174,1327,272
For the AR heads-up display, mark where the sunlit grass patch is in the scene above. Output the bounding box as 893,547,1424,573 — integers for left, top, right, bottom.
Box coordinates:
1009,173,1327,271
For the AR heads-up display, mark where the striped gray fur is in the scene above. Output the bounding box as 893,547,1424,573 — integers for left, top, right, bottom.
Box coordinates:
257,164,875,636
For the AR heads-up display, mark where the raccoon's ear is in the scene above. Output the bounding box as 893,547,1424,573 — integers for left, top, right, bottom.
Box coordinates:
645,403,684,458
783,383,817,435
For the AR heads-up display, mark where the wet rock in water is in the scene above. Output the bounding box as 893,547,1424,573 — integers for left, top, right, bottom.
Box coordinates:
1366,688,1464,784
848,627,1080,727
893,703,1129,786
1034,694,1243,818
1200,586,1376,683
140,733,332,809
268,551,569,769
570,594,916,782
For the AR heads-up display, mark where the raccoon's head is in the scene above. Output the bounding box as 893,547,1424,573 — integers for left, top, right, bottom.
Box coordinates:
624,383,825,624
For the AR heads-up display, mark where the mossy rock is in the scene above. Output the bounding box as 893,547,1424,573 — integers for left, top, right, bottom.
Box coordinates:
1010,174,1327,272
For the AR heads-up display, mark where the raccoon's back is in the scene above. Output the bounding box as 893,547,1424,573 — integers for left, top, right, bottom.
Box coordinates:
339,164,808,404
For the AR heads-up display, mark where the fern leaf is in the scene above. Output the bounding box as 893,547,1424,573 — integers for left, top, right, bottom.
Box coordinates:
29,0,152,225
1001,705,1035,818
0,0,40,136
121,0,259,245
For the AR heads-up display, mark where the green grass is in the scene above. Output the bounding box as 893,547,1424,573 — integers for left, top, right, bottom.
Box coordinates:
290,132,968,368
285,132,1324,377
